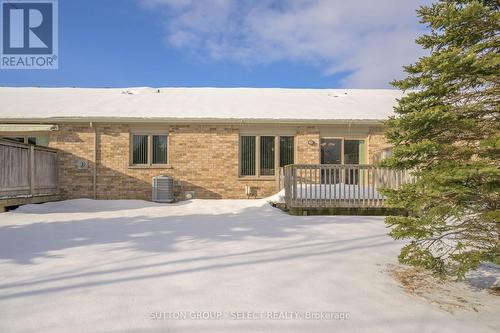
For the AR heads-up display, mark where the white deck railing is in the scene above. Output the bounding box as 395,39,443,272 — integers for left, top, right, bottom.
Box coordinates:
283,164,415,208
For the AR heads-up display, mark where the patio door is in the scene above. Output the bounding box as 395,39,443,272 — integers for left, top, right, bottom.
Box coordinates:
320,138,366,184
320,138,342,164
320,138,342,183
344,140,365,185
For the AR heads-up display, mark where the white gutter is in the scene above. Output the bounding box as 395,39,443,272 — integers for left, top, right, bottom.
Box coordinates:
0,118,385,126
0,124,59,132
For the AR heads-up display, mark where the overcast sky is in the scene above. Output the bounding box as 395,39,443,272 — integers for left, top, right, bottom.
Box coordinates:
0,0,431,88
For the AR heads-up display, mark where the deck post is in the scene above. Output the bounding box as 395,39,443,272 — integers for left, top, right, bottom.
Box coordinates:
293,166,297,207
29,145,35,197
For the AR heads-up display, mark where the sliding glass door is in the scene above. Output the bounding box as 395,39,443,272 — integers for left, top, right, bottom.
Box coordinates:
320,138,366,184
320,139,342,183
344,139,366,184
320,138,342,164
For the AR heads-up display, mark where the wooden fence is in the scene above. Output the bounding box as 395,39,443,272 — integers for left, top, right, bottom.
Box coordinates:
283,164,415,208
0,139,58,198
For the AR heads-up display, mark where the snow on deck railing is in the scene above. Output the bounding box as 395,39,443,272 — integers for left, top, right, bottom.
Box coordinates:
283,164,415,208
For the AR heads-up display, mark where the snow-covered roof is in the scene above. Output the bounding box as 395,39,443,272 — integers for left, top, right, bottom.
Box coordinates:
0,87,403,123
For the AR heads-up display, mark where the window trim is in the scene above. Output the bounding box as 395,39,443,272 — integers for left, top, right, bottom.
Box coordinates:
238,134,295,179
129,133,169,168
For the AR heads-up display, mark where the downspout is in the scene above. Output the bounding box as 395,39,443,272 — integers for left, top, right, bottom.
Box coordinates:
90,122,97,200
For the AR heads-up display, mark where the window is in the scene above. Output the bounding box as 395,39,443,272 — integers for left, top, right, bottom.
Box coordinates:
240,136,256,176
131,134,168,166
240,135,294,177
35,137,49,146
0,136,48,146
152,135,168,164
132,135,148,165
279,136,294,167
260,136,275,176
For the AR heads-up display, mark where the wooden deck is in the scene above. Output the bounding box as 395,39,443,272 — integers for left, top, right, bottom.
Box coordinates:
0,194,61,212
283,164,415,212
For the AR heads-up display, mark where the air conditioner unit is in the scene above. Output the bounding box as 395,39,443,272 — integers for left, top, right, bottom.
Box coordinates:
152,175,174,203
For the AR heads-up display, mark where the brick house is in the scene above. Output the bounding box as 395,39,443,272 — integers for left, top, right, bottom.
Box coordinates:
0,87,399,200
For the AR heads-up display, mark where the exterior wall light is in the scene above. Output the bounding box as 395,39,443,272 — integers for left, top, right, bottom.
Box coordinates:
307,139,315,145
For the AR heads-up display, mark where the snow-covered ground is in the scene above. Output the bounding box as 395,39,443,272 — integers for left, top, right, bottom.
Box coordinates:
0,198,498,333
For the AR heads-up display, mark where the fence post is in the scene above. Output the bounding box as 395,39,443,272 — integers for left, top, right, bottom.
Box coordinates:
29,145,35,197
292,165,297,207
55,152,59,193
275,167,280,192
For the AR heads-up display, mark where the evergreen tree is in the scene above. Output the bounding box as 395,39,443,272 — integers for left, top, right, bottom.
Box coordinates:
382,0,500,279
